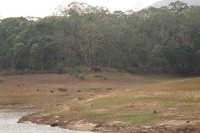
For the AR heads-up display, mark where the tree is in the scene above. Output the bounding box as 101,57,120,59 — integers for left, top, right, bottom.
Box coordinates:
168,0,189,15
0,1,200,74
172,45,197,74
0,17,28,69
12,42,30,69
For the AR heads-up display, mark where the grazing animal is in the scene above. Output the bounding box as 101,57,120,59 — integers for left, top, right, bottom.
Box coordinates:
91,66,102,72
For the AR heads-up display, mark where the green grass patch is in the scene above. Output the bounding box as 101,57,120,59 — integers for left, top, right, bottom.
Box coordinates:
83,94,200,123
83,110,158,124
82,96,159,123
89,96,138,109
84,112,115,121
118,113,157,123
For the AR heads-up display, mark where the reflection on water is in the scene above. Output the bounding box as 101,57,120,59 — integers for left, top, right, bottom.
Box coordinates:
0,110,93,133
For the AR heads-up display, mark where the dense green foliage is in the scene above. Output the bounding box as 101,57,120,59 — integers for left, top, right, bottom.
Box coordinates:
0,1,200,74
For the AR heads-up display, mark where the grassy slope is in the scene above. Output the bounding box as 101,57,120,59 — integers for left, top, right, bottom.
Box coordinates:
41,77,200,127
1,73,200,131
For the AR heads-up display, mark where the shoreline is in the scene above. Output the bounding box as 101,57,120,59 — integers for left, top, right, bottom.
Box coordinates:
0,109,94,133
18,109,200,133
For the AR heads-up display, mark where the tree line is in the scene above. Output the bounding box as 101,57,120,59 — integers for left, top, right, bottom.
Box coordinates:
0,1,200,74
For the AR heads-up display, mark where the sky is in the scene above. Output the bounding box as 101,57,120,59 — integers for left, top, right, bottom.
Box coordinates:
0,0,160,18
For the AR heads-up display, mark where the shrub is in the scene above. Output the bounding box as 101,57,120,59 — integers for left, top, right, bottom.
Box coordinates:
55,63,65,74
79,74,85,80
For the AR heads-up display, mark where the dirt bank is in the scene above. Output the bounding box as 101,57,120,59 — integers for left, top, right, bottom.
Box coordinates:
19,113,200,133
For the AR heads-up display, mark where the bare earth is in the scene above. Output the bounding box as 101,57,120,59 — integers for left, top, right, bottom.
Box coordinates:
0,73,200,132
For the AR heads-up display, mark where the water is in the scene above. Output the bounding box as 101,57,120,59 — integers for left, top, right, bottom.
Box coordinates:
0,110,93,133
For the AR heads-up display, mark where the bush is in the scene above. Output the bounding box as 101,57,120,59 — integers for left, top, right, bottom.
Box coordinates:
55,63,65,74
79,74,85,80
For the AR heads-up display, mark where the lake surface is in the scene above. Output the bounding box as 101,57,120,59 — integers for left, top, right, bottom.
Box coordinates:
0,110,93,133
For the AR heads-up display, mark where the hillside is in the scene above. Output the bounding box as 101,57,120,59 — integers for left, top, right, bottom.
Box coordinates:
151,0,200,8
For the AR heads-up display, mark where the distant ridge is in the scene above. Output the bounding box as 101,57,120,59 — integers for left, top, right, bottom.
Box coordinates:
151,0,200,8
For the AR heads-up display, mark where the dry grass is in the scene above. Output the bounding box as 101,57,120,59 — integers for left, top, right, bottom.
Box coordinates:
1,73,200,128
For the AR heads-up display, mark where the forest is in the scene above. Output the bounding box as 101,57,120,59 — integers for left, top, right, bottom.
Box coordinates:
0,0,200,75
